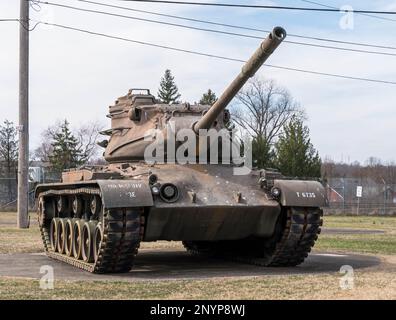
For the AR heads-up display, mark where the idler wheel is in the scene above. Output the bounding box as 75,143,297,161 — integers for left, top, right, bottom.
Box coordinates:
37,197,45,227
82,221,97,263
90,195,101,217
49,218,60,252
72,219,85,259
56,219,67,254
93,223,103,262
64,218,77,257
72,195,83,217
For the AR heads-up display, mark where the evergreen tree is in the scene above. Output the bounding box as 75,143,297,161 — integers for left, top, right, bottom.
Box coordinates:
199,89,217,105
49,120,84,173
274,118,321,178
252,136,274,169
157,69,181,103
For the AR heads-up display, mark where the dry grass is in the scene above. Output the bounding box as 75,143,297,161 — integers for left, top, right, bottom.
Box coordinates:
0,267,394,300
0,212,42,254
314,233,396,255
315,216,396,255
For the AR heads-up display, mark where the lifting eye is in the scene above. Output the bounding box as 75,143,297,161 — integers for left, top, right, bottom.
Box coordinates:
149,174,158,185
128,107,142,121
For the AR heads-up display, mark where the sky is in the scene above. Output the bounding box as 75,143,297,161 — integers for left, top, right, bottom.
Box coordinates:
0,0,396,164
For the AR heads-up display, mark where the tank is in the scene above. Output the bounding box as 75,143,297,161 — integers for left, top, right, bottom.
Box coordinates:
35,26,328,273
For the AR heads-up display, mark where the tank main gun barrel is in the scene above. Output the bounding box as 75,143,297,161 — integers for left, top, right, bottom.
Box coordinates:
193,26,287,133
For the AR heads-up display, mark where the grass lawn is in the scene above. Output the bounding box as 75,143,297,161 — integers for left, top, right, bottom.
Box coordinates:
323,215,396,230
315,216,396,255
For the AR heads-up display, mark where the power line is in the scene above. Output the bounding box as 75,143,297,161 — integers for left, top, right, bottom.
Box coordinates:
115,0,396,15
30,19,396,85
0,18,39,31
76,0,396,51
37,1,396,57
300,0,396,22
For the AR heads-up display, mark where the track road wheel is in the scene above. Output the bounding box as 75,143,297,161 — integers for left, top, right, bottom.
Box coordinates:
49,218,59,252
56,219,67,254
37,197,45,227
93,223,103,262
72,219,85,259
64,218,76,257
82,221,97,263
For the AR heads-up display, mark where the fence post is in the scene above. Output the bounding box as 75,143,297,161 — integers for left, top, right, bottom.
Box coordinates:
342,178,346,214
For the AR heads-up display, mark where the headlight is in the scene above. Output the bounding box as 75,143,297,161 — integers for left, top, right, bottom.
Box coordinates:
271,187,281,198
151,185,160,195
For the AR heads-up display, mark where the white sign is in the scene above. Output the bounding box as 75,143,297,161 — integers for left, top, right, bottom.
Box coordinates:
356,186,363,198
29,167,43,183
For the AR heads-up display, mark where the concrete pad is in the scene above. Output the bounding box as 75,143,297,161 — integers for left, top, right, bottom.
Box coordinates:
321,228,385,235
0,249,382,282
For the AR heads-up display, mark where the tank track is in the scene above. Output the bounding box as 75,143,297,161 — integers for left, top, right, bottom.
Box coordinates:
37,187,142,273
183,207,323,267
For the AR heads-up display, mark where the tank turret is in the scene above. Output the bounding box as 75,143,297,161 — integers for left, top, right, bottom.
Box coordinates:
101,27,286,163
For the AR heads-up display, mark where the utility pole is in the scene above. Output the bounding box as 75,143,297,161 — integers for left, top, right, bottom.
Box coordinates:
17,0,30,229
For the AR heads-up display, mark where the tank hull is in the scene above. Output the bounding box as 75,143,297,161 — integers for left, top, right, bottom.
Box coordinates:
36,164,282,242
35,164,326,273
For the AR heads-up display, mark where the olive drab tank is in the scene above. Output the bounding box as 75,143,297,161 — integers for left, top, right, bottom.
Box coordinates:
35,27,328,273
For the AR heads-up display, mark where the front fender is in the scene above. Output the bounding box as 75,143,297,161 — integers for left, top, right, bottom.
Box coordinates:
96,180,154,208
35,180,154,209
274,180,328,208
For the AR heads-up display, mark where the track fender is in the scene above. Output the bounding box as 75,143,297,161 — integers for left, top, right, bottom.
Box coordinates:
96,180,154,208
274,180,328,207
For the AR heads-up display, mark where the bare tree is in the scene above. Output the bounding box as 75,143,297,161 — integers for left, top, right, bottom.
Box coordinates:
321,158,396,185
231,77,304,144
0,120,18,178
76,121,105,164
33,120,105,166
0,120,18,202
33,126,55,163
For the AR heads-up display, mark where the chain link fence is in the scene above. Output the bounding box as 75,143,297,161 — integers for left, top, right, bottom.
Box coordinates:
325,178,396,215
0,169,60,211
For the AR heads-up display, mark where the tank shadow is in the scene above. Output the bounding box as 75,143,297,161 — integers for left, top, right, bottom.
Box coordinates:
0,250,381,281
123,250,381,279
